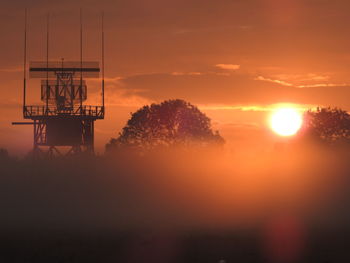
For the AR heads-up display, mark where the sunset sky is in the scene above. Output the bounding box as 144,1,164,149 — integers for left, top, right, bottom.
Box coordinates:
2,0,350,154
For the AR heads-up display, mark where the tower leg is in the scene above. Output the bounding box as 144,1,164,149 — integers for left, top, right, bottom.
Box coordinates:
82,120,94,155
66,145,82,156
47,146,61,158
32,120,40,160
28,119,96,159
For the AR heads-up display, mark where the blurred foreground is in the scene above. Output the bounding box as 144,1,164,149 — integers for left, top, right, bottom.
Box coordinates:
1,144,350,262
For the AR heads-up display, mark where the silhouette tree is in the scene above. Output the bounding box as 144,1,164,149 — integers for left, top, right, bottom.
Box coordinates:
301,107,350,144
106,99,224,152
0,148,9,159
0,148,11,164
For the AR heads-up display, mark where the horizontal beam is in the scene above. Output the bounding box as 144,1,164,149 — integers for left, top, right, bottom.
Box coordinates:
30,67,100,72
12,122,34,125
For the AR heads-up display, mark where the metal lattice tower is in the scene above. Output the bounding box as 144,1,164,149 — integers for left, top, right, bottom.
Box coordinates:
13,10,105,158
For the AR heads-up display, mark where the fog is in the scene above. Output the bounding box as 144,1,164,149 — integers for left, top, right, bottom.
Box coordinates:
1,143,350,262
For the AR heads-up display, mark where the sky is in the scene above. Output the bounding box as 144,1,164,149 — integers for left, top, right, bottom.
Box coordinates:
2,0,350,154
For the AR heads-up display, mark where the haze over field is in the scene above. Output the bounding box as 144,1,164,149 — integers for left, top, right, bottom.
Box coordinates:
3,0,350,154
2,144,350,262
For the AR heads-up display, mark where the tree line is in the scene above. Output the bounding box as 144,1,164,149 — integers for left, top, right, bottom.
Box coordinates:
2,100,350,158
106,100,350,152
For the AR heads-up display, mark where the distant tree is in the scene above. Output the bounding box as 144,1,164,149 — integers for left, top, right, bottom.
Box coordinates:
0,148,11,164
301,107,350,144
0,148,9,159
106,99,224,152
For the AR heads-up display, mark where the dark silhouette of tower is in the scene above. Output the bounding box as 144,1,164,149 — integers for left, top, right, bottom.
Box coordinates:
13,10,105,157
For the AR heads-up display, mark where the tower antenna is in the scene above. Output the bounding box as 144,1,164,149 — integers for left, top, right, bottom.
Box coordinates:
80,8,83,111
23,8,27,114
46,12,50,111
13,11,105,158
101,11,105,110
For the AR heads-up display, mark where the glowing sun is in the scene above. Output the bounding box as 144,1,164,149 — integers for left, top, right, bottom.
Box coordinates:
270,108,303,136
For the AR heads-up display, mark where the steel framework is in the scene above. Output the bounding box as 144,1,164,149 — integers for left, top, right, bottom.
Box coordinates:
13,10,105,158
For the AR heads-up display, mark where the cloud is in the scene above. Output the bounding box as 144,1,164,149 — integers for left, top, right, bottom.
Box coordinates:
273,73,330,82
215,64,241,70
90,71,299,108
105,91,151,108
255,76,294,87
85,71,350,111
171,72,203,76
297,83,349,88
113,72,310,109
256,75,348,89
90,76,124,84
87,81,151,108
198,103,316,112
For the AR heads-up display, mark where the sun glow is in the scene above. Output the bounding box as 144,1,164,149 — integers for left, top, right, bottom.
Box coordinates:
270,108,303,136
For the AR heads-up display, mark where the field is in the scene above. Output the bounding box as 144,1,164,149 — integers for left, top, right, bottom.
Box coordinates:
1,145,350,262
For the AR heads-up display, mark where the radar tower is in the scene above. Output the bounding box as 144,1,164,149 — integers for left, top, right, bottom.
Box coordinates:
13,10,105,158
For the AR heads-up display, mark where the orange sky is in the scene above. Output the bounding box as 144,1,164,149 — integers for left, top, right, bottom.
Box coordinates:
2,0,350,155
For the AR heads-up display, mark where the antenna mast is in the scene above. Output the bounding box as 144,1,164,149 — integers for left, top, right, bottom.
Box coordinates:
23,8,27,114
80,8,83,111
101,11,105,109
46,13,50,111
13,11,105,157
